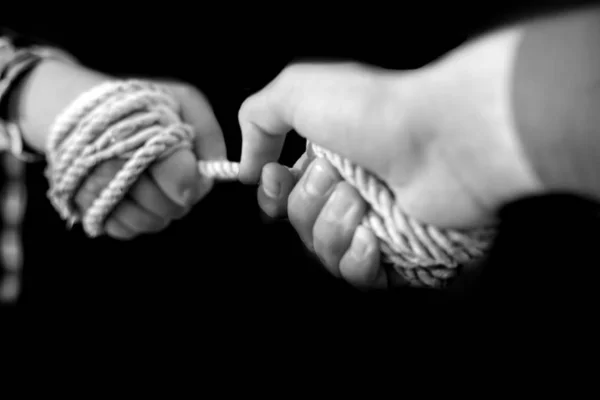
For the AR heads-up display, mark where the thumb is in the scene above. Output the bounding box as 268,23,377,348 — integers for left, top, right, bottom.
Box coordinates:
149,147,213,207
238,62,420,185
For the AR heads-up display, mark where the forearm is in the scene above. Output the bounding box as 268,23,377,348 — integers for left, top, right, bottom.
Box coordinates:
10,59,110,153
511,5,600,198
419,4,600,207
0,30,98,159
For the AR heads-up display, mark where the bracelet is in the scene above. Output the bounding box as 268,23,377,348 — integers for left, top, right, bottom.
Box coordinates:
0,41,78,162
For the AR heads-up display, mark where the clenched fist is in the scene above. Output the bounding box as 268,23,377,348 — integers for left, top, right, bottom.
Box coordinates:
13,60,226,239
238,28,543,289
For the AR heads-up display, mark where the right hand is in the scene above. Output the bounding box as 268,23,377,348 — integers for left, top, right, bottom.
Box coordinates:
238,29,543,231
237,29,545,288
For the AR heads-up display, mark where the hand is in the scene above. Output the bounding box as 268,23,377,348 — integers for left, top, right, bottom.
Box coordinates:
258,153,387,290
14,61,226,239
239,29,543,287
77,80,227,239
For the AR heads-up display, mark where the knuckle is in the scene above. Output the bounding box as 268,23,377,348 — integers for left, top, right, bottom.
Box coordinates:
287,191,306,231
341,256,369,282
281,62,309,80
163,80,189,93
174,82,209,104
238,97,251,122
339,230,383,288
321,184,361,225
280,64,298,81
313,220,344,272
177,85,195,101
313,220,339,258
175,82,195,96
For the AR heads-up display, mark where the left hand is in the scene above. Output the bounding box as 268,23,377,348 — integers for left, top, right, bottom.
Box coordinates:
257,151,388,290
74,80,227,240
15,60,227,239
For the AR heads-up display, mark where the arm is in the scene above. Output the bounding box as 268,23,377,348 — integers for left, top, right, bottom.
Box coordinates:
511,5,600,199
0,29,83,159
0,27,226,241
415,4,600,207
9,59,110,153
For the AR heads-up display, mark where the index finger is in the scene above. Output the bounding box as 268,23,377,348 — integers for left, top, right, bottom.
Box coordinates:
237,77,295,184
238,62,401,186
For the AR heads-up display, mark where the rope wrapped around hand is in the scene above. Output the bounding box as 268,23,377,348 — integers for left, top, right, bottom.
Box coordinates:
45,79,495,288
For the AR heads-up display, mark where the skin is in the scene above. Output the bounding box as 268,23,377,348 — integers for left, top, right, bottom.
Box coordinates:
245,6,600,290
238,27,544,290
259,157,387,289
11,60,227,239
13,6,596,290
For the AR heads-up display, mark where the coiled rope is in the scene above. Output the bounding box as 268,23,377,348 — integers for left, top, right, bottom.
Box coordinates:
45,79,494,288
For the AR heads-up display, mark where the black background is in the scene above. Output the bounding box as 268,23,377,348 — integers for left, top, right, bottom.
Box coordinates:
2,2,599,331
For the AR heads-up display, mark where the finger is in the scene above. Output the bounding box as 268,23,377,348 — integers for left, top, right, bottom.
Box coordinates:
238,120,289,185
288,158,341,251
129,175,188,221
108,198,169,236
75,159,125,213
312,182,366,277
257,162,296,219
339,225,387,290
290,151,313,180
105,219,136,240
238,68,308,184
170,84,227,161
149,147,212,208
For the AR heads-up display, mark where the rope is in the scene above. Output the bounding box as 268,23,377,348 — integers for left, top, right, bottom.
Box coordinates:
45,79,495,288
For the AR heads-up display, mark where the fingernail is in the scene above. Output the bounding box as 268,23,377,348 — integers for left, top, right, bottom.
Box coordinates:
351,227,373,259
304,162,336,196
262,178,280,199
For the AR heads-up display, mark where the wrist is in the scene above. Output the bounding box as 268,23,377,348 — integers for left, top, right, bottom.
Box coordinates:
9,59,110,154
405,29,544,215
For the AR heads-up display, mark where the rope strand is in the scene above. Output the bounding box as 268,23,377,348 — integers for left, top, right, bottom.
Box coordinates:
45,79,494,288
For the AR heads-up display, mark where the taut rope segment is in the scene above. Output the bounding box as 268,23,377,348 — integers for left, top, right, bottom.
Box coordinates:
45,79,494,287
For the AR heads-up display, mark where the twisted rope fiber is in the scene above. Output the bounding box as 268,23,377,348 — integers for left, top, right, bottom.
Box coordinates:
45,79,495,288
